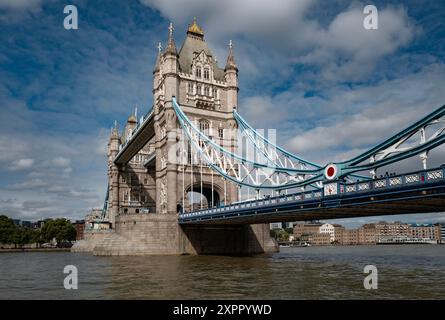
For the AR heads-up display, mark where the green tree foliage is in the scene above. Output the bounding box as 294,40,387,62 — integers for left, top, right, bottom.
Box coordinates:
270,228,291,242
0,215,75,247
40,219,76,244
0,215,17,243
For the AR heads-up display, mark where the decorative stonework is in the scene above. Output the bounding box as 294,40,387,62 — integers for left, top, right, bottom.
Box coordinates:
161,152,167,169
160,177,167,213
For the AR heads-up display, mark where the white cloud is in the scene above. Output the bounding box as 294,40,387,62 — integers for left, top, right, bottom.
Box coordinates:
52,156,71,167
140,0,415,82
286,63,445,161
9,158,34,171
296,5,414,81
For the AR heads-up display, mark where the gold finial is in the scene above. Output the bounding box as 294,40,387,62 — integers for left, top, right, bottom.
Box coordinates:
187,16,204,36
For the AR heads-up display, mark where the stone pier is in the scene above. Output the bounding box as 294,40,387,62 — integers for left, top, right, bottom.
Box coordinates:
72,214,278,256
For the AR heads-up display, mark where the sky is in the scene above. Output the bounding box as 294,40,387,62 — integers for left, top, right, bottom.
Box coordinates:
0,0,444,227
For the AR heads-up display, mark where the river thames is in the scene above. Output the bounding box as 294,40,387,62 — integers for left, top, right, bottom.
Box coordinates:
1,245,444,299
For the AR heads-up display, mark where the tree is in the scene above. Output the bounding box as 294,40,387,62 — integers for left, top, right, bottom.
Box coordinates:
0,215,18,244
270,228,290,242
40,219,76,245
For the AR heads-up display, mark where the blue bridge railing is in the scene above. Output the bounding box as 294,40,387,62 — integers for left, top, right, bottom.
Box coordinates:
179,167,445,223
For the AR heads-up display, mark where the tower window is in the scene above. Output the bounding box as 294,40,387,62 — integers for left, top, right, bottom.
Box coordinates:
197,84,202,95
196,67,202,78
218,128,224,139
187,82,193,93
204,68,209,80
199,120,210,136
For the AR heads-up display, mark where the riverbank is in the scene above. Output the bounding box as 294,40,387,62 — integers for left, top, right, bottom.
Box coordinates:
0,248,71,253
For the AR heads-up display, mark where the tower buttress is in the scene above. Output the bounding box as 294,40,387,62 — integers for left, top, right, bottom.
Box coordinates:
108,122,120,227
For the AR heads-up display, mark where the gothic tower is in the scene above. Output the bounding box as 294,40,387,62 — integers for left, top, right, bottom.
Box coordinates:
153,18,239,215
84,18,277,256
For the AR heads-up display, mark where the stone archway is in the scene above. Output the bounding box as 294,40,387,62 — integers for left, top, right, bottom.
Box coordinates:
179,183,222,212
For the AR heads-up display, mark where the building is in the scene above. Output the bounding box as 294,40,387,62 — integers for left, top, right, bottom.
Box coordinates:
20,220,32,228
36,218,51,229
319,223,335,242
105,17,239,224
409,223,437,241
72,220,85,241
311,232,332,246
342,229,359,245
375,221,409,241
434,223,445,243
358,223,376,245
332,224,345,244
73,18,278,255
282,222,295,229
293,222,322,239
270,222,283,230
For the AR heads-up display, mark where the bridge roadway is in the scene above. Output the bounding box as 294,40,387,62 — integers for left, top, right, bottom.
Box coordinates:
179,167,445,225
114,109,155,165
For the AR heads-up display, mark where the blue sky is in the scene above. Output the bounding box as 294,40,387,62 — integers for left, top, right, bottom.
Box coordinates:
0,0,444,227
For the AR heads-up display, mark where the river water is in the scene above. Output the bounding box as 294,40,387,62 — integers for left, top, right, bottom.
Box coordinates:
0,245,444,299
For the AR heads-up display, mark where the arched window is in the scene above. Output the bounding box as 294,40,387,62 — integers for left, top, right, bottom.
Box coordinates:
196,67,202,78
199,120,210,136
204,86,210,96
187,82,193,93
204,68,209,80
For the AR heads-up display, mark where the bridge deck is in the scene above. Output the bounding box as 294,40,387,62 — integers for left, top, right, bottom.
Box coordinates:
114,110,155,165
179,168,445,225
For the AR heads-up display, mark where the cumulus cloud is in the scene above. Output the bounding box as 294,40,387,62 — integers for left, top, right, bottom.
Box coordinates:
9,158,34,171
285,63,445,160
140,0,415,82
295,5,415,81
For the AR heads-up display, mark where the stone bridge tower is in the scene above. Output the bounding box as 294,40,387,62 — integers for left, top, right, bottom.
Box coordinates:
75,19,277,256
153,19,239,215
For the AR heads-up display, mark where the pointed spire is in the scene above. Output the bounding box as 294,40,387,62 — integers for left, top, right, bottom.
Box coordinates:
111,120,119,140
154,42,162,73
225,39,237,71
165,22,177,55
127,105,137,123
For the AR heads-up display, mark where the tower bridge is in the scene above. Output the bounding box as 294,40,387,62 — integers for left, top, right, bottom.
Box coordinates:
73,19,445,256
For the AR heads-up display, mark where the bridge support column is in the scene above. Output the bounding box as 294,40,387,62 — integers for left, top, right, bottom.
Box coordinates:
179,223,278,255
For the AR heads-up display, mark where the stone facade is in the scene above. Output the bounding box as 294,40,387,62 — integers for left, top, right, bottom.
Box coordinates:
409,224,436,239
358,223,376,245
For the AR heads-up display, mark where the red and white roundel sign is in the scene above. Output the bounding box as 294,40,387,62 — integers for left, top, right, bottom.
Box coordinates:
324,163,337,180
